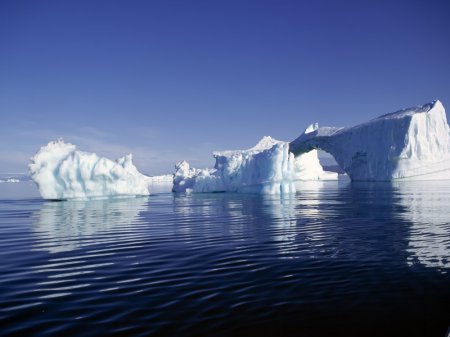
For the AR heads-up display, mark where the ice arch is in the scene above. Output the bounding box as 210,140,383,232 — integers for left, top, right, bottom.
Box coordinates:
289,100,450,181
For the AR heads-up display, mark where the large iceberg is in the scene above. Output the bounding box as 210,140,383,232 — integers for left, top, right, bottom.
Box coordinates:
29,140,150,200
173,134,337,194
290,100,450,181
30,101,449,198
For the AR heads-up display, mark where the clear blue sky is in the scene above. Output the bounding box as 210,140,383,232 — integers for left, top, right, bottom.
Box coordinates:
1,0,450,174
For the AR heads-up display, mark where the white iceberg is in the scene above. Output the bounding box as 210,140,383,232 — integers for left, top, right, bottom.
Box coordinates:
290,100,450,181
29,140,150,200
173,135,337,194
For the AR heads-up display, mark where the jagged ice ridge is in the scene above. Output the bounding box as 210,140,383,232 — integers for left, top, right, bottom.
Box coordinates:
29,140,150,200
172,133,337,194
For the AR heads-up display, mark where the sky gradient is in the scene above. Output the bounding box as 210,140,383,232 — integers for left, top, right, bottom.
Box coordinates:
1,0,450,174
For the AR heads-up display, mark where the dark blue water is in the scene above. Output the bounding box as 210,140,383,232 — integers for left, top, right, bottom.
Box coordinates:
0,181,449,337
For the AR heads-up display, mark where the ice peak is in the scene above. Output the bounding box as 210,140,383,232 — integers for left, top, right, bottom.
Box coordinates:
116,154,133,168
214,136,284,157
252,136,282,151
432,99,444,111
304,123,319,135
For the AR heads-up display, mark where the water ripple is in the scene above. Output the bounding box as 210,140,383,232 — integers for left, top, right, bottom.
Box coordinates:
0,182,448,336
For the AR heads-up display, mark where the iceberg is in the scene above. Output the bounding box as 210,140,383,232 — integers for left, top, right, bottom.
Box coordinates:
29,140,150,200
173,135,337,194
290,100,450,181
30,100,448,198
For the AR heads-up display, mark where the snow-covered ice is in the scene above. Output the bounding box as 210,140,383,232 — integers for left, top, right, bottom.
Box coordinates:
173,134,337,194
290,100,450,181
29,140,150,200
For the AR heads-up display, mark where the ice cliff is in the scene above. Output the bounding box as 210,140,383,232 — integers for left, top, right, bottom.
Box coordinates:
29,140,150,200
290,100,450,181
173,135,337,194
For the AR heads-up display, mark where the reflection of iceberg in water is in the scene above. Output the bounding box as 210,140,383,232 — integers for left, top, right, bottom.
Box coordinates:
261,193,297,243
394,181,450,270
172,192,300,244
33,197,148,253
171,181,346,259
263,181,347,259
262,181,331,241
265,180,450,267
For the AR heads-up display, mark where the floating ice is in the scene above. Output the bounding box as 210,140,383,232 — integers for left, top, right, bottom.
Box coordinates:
0,178,20,183
290,100,450,181
30,101,449,198
29,140,150,200
173,135,337,194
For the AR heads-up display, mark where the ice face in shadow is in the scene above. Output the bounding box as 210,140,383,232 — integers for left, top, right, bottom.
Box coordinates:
290,100,450,181
173,135,336,194
29,140,150,199
394,181,450,270
32,197,148,253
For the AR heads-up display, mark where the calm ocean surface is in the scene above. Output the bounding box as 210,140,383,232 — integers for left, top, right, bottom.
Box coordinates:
0,180,449,337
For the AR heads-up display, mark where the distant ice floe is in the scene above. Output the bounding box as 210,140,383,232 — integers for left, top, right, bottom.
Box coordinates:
0,178,20,183
29,140,150,200
173,134,337,194
0,173,31,183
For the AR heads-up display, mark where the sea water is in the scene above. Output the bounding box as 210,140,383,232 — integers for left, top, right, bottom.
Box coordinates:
0,180,449,336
